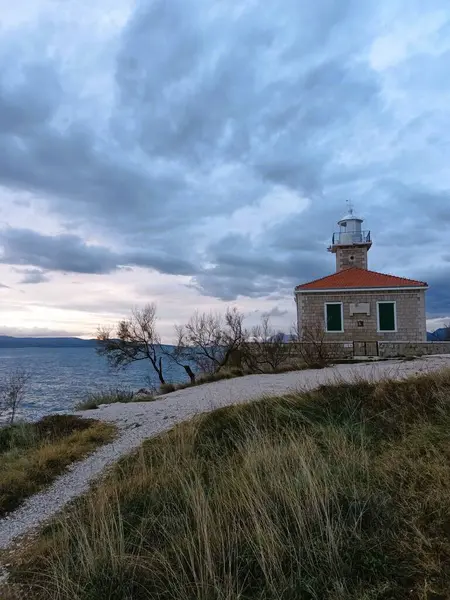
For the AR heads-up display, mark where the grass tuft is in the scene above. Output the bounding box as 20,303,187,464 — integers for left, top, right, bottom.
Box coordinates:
5,369,450,600
159,382,177,394
75,388,136,410
0,415,115,516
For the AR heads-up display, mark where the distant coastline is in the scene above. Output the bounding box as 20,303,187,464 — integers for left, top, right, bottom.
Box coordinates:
0,336,97,349
0,328,446,347
0,337,178,351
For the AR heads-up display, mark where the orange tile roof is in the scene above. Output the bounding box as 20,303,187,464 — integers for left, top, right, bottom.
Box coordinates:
296,267,428,291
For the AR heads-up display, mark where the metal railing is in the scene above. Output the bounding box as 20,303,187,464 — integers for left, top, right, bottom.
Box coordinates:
331,230,371,245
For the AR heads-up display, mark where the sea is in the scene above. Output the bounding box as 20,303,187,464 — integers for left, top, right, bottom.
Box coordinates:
0,347,191,422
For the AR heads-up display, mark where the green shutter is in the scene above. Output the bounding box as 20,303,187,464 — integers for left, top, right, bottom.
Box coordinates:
326,304,342,331
378,303,396,331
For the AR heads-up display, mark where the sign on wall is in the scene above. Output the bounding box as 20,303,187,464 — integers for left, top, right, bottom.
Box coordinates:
349,303,370,316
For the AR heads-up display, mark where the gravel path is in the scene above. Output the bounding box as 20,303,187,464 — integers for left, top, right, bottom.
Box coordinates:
1,354,449,551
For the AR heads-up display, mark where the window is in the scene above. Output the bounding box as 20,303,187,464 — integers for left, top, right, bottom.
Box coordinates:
377,301,397,332
325,302,344,332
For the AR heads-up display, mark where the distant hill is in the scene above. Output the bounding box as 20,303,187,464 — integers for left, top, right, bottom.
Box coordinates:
0,337,179,351
0,336,97,348
427,328,449,341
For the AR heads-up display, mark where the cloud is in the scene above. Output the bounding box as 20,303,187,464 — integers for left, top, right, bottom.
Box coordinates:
421,266,450,318
262,306,289,318
191,227,330,300
0,0,449,333
0,0,381,242
1,228,120,273
427,316,450,332
13,268,50,284
0,63,62,135
0,228,197,276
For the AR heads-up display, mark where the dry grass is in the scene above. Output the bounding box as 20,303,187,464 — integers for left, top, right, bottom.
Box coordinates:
74,388,137,410
0,415,116,516
159,363,307,395
4,370,450,600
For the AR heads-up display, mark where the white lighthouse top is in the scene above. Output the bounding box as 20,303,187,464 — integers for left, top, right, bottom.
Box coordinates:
338,200,363,224
328,200,371,250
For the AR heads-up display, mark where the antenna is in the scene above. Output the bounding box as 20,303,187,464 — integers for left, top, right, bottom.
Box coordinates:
346,199,354,216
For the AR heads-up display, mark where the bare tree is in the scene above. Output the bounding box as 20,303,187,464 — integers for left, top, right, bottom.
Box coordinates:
296,321,334,368
0,368,30,425
97,303,166,385
175,307,248,374
162,327,197,384
242,316,292,373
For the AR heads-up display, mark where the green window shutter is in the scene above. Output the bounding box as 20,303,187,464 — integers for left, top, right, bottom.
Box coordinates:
378,303,396,331
326,304,342,331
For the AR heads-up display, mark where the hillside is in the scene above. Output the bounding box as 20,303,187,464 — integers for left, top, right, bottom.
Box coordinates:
6,367,450,600
427,328,449,341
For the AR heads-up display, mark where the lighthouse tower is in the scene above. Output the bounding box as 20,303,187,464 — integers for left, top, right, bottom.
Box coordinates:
328,201,372,272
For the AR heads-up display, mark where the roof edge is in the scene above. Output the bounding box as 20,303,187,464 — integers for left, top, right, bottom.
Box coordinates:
295,285,429,293
295,267,428,291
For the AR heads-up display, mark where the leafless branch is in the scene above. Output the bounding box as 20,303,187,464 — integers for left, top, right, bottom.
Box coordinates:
297,320,333,368
96,303,166,384
242,316,291,373
174,307,248,373
0,368,31,425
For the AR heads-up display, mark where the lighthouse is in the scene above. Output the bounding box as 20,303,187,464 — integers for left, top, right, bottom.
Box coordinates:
295,203,428,347
328,201,372,272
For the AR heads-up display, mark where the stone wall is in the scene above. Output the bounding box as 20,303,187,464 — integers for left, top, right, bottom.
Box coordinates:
296,289,427,343
290,341,450,362
378,341,450,358
289,342,354,361
335,245,368,271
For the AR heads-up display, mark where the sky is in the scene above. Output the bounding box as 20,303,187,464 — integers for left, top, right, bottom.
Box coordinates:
0,0,449,341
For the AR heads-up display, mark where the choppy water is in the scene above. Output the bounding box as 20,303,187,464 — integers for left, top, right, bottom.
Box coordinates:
0,347,190,421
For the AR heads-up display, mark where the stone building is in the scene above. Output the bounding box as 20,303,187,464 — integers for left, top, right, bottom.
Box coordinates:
295,206,428,350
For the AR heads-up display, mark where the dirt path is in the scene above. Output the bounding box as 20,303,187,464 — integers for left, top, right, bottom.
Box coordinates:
1,355,449,551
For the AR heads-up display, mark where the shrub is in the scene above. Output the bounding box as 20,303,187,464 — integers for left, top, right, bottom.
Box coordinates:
34,414,94,439
159,382,177,394
0,422,37,454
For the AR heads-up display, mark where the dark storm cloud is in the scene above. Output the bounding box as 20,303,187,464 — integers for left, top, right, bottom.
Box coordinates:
0,0,380,233
0,0,449,316
13,268,50,284
0,63,62,135
414,264,450,318
114,0,379,194
0,228,197,276
1,228,119,273
192,232,330,300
